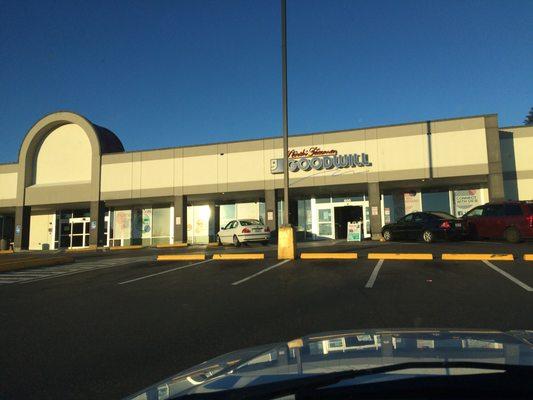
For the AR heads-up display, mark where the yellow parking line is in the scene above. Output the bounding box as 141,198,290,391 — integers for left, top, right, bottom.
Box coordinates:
442,253,514,261
523,254,533,261
300,253,357,260
367,253,433,260
212,253,264,260
157,254,205,261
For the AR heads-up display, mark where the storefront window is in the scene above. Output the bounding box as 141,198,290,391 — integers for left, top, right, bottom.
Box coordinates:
152,206,170,244
113,209,132,245
297,199,312,235
220,204,236,228
187,205,211,244
422,191,450,214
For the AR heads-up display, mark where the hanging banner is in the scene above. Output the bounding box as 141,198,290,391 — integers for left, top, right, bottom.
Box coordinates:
347,221,362,242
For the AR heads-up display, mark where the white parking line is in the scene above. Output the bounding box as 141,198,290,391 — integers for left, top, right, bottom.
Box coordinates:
482,260,533,292
365,259,384,288
118,259,213,285
231,260,290,286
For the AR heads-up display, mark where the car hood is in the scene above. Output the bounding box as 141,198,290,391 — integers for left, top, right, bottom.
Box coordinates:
125,329,533,400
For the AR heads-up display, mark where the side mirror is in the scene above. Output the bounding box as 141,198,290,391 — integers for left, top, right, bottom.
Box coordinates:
221,227,226,230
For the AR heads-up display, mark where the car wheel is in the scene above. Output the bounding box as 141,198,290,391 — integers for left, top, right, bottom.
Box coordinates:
422,230,434,243
504,227,520,243
382,230,392,241
233,235,241,247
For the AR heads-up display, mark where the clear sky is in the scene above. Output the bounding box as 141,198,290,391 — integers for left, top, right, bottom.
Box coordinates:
1,0,532,163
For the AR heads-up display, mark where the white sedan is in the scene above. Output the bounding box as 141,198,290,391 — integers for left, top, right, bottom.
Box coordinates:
217,219,271,246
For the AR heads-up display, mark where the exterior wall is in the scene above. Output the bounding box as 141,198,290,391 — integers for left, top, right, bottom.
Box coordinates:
0,164,18,205
100,115,491,199
34,124,92,185
29,211,55,250
500,125,533,200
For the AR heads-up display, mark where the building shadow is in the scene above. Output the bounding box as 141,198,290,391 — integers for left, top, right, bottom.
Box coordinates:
499,130,519,200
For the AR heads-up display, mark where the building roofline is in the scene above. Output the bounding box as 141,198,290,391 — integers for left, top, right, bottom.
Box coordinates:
105,112,499,156
500,124,532,130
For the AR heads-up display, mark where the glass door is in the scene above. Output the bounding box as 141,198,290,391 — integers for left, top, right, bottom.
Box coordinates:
315,205,334,239
59,217,90,248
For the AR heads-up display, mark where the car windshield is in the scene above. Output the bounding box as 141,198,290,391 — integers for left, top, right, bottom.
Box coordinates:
239,219,262,226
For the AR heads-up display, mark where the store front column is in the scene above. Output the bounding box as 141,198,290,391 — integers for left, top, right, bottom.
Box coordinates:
264,190,277,232
89,201,105,247
173,195,187,244
367,182,382,240
14,206,30,250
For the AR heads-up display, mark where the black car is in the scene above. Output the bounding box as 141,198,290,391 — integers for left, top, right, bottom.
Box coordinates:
381,211,464,243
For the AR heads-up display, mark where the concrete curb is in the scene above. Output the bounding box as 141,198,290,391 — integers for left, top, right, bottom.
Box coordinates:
300,253,357,260
442,253,514,261
0,249,14,255
367,253,433,260
109,245,144,251
0,256,75,273
156,243,188,248
157,254,205,261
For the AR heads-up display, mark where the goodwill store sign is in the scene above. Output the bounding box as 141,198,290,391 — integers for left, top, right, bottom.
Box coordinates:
270,147,372,174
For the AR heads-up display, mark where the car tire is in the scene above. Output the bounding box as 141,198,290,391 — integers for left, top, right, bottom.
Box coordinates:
504,227,520,243
233,235,240,247
422,230,434,243
382,230,392,241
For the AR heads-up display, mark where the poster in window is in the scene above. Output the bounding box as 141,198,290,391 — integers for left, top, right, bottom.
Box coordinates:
454,189,481,217
142,209,152,238
114,210,131,239
404,192,421,214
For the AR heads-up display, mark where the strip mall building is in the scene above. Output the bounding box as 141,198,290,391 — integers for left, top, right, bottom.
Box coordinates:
0,111,531,250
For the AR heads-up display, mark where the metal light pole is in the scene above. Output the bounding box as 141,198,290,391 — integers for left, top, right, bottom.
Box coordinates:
281,0,290,225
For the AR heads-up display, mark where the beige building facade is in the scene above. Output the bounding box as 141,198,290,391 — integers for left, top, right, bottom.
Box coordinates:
0,111,531,250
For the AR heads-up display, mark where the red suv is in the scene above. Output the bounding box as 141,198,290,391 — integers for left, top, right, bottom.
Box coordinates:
462,201,533,242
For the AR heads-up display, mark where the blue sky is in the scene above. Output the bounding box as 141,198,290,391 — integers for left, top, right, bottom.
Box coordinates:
1,0,532,163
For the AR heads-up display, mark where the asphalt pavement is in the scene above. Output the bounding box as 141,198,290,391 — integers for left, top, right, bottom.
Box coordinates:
0,240,532,399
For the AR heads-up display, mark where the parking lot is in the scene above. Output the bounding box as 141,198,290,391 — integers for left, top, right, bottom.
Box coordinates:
0,240,532,399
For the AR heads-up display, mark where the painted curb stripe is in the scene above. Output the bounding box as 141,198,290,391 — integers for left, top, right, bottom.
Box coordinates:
442,253,514,261
300,253,357,260
367,253,433,260
157,254,205,261
524,254,533,261
212,253,264,260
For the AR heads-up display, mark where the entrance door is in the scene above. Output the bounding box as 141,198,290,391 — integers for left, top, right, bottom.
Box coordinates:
334,206,363,239
59,217,90,248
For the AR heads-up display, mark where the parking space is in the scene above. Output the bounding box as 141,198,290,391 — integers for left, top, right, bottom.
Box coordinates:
0,247,532,400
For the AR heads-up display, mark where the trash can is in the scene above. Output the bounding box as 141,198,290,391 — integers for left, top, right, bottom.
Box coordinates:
0,239,7,251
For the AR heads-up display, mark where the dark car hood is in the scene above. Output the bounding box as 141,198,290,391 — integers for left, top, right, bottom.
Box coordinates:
125,329,533,399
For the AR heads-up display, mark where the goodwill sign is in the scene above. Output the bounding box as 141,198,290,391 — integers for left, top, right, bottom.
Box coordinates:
270,147,372,174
